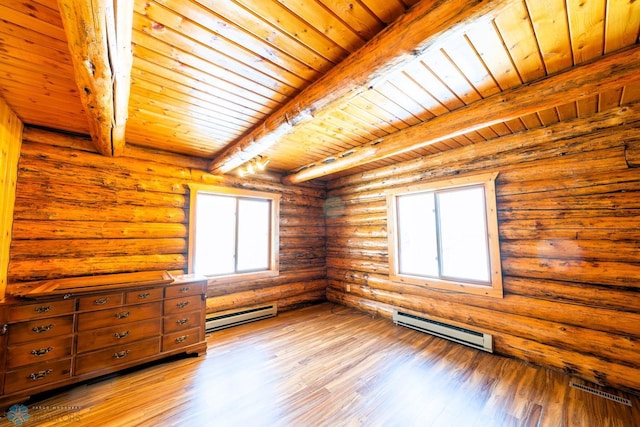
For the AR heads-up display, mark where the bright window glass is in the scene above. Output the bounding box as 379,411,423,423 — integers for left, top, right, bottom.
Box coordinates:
189,185,279,280
437,186,489,282
194,194,236,276
396,192,438,277
237,198,271,272
388,173,502,298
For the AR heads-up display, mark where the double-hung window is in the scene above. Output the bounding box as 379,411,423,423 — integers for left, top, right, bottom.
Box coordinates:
188,184,280,282
387,173,502,297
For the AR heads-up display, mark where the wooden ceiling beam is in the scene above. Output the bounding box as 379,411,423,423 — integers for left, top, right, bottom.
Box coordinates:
283,45,640,184
208,0,513,174
58,0,133,156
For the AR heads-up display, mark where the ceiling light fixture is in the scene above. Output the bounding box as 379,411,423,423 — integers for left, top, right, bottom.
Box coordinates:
255,155,270,170
237,155,270,177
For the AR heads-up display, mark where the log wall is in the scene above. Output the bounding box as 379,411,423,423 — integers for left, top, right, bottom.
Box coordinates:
0,98,23,299
8,127,327,312
325,103,640,394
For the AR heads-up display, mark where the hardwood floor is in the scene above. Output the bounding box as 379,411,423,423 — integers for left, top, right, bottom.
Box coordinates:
2,302,639,426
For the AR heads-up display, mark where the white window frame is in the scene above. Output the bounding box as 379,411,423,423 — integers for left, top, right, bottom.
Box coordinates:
188,184,280,284
387,172,503,298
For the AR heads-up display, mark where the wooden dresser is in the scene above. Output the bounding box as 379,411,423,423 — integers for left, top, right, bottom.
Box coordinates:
0,271,207,408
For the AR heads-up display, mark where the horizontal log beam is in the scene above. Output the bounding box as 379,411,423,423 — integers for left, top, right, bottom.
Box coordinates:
499,217,640,241
327,104,640,191
325,270,640,337
506,276,640,313
8,254,185,282
206,267,326,297
502,257,640,288
500,239,640,263
21,134,193,180
279,236,327,249
625,140,640,167
324,139,633,203
11,220,188,240
284,45,640,184
206,280,327,313
13,197,187,223
275,291,327,312
280,258,326,272
280,226,326,238
328,104,640,195
22,126,97,153
16,180,186,208
208,0,512,174
10,238,186,259
58,0,133,156
498,168,640,198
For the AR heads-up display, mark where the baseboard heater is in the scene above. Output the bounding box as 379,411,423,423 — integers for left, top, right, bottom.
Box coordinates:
205,304,277,332
392,310,493,353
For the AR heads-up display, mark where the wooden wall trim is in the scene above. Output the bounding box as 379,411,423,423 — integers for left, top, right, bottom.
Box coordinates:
0,97,23,299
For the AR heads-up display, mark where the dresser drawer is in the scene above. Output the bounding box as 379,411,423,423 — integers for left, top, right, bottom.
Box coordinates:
165,283,205,299
77,318,162,353
6,336,74,369
125,287,163,304
163,295,202,315
163,311,202,334
4,358,72,394
78,292,123,311
162,328,201,352
9,299,76,322
75,337,161,375
77,302,162,331
8,315,74,345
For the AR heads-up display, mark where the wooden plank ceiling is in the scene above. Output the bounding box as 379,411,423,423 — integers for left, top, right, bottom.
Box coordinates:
0,0,639,182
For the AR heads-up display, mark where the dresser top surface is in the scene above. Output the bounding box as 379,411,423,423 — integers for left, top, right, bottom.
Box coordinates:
5,271,177,300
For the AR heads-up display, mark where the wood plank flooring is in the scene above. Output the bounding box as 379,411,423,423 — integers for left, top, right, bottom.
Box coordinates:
1,302,639,426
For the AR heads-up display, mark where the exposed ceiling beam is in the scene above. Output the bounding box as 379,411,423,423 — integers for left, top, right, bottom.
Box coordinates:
283,45,640,184
208,0,513,174
58,0,133,156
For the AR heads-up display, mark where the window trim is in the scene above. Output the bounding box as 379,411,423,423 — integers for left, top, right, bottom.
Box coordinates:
387,172,503,298
188,184,280,284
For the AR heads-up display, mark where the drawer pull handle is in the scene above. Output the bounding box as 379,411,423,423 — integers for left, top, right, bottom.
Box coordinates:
175,335,188,344
30,369,53,381
114,330,130,339
179,287,190,293
35,306,52,313
31,346,54,356
94,297,110,305
138,292,151,299
176,318,189,326
113,350,130,359
115,311,130,319
176,301,190,309
32,324,54,333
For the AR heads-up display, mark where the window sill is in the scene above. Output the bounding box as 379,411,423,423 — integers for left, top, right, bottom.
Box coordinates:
389,273,503,298
202,270,280,285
